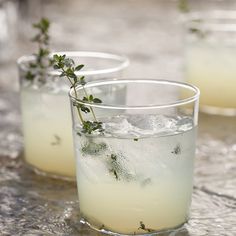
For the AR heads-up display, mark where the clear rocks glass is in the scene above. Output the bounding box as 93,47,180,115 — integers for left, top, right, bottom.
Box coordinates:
18,51,129,180
69,79,200,235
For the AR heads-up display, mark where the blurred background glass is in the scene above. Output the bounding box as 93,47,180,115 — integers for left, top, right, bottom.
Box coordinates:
18,51,129,179
185,11,236,116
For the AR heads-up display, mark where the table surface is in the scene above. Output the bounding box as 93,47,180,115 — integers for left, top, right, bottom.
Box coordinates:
1,0,236,235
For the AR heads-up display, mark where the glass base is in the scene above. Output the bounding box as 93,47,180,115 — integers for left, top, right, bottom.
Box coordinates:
200,105,236,116
80,218,187,236
21,154,76,181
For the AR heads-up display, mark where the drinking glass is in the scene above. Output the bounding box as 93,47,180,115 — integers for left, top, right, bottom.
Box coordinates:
69,79,200,235
18,51,129,179
185,11,236,116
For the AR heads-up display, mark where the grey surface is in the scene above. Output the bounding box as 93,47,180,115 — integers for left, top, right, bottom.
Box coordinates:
1,0,236,235
1,92,236,236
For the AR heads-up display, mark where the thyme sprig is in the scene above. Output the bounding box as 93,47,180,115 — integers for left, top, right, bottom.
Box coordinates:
52,54,103,135
178,0,189,13
25,18,52,83
138,221,154,233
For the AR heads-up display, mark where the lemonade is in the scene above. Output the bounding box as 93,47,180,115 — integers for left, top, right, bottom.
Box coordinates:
185,11,236,115
20,84,126,178
20,86,75,178
186,42,236,110
74,114,196,234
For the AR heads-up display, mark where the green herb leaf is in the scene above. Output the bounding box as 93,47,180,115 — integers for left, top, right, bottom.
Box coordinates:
80,105,90,114
138,221,153,232
89,94,93,101
33,18,50,32
171,144,181,155
178,0,189,13
75,64,84,71
25,71,35,81
26,18,51,84
79,76,86,85
81,121,104,134
53,64,60,69
93,98,102,103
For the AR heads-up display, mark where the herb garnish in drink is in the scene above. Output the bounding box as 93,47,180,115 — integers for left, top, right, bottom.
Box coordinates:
52,54,103,135
25,18,52,83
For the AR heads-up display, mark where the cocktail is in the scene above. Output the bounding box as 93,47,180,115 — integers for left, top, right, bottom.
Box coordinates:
69,79,200,235
185,11,236,116
18,51,129,179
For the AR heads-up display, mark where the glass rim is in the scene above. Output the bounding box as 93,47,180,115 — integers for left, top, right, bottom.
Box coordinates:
69,79,200,110
184,10,236,33
17,51,130,76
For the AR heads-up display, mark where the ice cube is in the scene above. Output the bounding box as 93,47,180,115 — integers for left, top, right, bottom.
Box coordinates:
127,114,178,135
103,114,193,137
104,116,134,136
176,117,194,132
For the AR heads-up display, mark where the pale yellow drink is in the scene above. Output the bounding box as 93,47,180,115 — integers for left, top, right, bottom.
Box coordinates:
75,115,196,234
20,85,126,178
21,86,75,178
186,42,236,111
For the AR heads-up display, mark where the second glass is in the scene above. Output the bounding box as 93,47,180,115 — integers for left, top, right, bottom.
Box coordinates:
18,51,129,179
185,11,236,116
